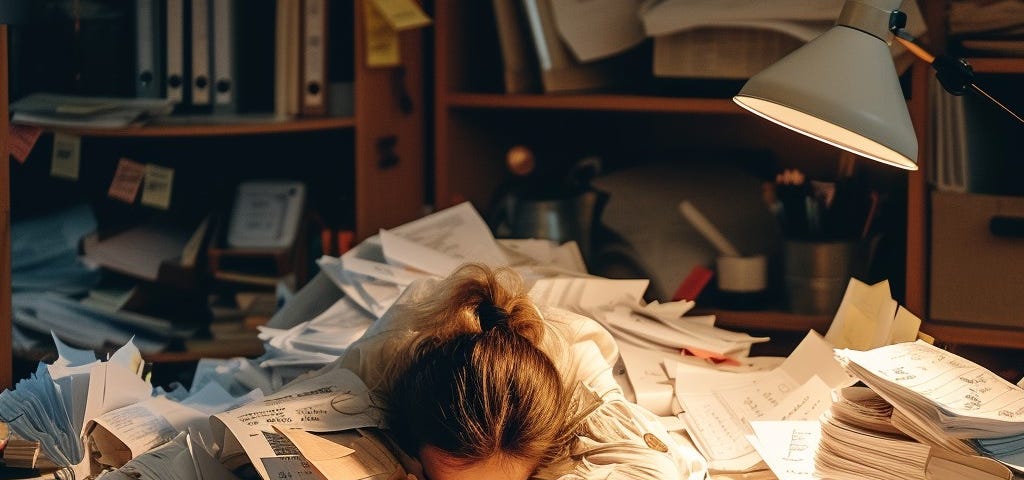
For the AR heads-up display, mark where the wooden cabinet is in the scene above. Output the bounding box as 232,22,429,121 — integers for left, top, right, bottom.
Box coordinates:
433,0,918,337
906,2,1024,352
0,1,426,387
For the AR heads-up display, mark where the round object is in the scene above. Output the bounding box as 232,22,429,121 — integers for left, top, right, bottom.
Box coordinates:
506,145,535,176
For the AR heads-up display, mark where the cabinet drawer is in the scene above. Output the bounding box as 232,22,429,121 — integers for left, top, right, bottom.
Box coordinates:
930,191,1024,327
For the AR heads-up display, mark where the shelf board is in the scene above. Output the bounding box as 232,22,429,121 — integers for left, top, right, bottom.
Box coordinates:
696,308,833,334
42,115,356,138
921,322,1024,349
965,57,1024,74
444,92,745,115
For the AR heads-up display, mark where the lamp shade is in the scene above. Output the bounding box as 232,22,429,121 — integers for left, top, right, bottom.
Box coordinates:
733,23,919,170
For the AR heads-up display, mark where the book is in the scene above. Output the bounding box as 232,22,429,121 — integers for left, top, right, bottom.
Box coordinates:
520,0,628,93
491,0,539,93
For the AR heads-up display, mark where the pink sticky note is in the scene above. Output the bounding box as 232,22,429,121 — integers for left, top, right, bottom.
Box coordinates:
108,158,146,204
9,124,43,164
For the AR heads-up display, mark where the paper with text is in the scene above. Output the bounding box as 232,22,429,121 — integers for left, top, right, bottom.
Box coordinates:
108,158,146,204
50,132,81,180
674,331,853,472
837,340,1024,437
141,163,174,209
388,201,508,269
9,123,42,163
748,420,822,480
363,1,400,67
211,368,380,480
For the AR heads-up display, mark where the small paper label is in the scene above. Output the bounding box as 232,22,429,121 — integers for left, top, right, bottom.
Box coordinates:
141,164,174,210
108,158,147,204
9,124,43,164
50,132,81,180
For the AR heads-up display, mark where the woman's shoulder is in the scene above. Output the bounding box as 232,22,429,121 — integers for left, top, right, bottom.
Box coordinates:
539,305,619,368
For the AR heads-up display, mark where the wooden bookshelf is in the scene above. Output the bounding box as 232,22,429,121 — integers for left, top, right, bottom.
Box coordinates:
1,24,11,390
433,0,912,331
48,116,356,138
446,93,744,114
0,2,426,385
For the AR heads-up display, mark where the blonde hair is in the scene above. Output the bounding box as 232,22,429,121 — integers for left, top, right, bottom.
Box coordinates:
382,264,581,469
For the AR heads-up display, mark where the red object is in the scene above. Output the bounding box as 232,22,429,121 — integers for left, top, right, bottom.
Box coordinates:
673,265,714,302
336,230,354,255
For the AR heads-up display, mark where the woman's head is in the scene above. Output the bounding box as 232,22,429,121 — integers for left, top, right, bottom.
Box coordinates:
384,264,572,479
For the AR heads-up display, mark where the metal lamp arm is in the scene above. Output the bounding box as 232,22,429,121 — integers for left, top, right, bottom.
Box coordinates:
889,11,1023,124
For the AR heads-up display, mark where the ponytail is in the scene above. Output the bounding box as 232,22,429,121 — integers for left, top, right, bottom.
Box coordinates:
382,264,575,467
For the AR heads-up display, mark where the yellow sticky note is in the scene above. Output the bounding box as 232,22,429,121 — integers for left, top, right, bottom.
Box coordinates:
108,158,146,204
50,132,81,180
369,0,431,31
141,163,174,210
364,0,400,67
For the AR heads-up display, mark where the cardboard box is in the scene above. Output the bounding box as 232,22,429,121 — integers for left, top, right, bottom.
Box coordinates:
653,27,807,79
930,191,1024,327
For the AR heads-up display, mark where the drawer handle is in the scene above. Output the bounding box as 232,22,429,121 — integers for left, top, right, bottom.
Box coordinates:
989,216,1024,238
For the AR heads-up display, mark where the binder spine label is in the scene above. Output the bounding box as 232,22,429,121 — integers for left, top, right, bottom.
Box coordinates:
301,0,327,115
166,0,185,103
191,0,211,105
213,0,234,108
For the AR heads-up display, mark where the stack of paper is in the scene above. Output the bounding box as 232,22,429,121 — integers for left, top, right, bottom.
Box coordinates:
316,202,510,318
11,204,101,351
676,331,857,474
0,338,152,478
246,202,592,389
814,386,1013,480
10,93,174,129
532,274,769,361
836,341,1024,470
256,295,375,387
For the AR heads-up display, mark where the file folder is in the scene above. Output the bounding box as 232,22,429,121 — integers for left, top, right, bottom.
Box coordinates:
212,0,235,112
165,0,186,104
275,0,302,117
301,0,328,116
190,0,212,107
135,0,164,98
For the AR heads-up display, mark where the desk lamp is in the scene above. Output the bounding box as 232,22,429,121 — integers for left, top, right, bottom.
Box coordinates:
733,0,1024,171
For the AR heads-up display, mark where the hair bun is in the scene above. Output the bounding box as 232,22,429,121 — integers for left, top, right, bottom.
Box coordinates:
475,301,509,332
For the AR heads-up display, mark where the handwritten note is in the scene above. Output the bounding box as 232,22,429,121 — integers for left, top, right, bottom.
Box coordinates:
108,158,146,203
9,124,42,164
766,375,833,422
748,420,822,480
141,164,174,210
839,341,1024,425
364,0,400,67
50,132,81,180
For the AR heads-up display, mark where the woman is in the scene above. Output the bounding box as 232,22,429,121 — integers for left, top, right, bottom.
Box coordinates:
335,264,705,480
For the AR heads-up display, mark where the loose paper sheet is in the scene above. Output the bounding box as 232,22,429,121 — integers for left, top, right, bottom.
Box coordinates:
108,158,146,204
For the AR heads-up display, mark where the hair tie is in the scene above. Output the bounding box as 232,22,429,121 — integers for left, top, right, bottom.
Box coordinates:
475,301,508,332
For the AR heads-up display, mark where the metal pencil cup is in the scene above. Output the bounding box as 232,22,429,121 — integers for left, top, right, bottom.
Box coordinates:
784,240,856,315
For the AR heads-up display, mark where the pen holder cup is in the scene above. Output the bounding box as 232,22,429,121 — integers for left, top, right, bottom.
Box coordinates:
783,240,859,315
715,255,769,310
716,255,767,294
